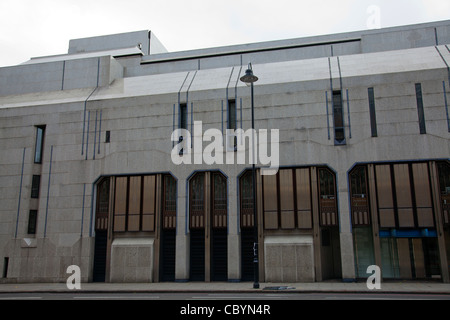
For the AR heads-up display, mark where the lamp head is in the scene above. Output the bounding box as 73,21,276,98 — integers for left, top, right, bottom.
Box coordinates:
240,63,258,85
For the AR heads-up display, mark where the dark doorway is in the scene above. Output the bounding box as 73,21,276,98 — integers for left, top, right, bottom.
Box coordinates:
93,230,107,282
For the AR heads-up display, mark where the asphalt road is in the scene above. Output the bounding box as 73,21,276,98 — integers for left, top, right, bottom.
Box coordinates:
1,292,449,300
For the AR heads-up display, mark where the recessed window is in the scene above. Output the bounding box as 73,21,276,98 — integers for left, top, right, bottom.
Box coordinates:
368,88,378,137
179,103,187,130
415,83,426,134
27,210,38,234
227,100,237,150
34,126,46,164
31,175,41,199
332,91,346,145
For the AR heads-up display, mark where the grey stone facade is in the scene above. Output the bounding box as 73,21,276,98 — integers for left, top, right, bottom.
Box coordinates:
1,21,449,283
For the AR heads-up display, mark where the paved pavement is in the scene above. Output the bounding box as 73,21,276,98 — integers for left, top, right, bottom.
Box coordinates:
1,280,450,294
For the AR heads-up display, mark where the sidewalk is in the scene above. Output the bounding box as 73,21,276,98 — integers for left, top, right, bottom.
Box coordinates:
1,280,450,294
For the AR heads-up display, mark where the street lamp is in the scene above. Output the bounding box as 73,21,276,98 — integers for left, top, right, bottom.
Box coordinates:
240,63,259,289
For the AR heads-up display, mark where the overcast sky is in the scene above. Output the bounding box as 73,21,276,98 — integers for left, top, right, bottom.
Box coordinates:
0,0,449,67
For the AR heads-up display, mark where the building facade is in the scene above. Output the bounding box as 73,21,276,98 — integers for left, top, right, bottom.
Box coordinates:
1,22,450,283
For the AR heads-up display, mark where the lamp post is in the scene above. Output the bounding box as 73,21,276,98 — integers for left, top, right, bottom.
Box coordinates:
240,63,259,289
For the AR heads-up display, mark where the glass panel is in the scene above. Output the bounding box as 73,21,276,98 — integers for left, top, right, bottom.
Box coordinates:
228,100,236,130
353,227,375,278
34,126,45,163
319,169,335,199
380,237,400,279
180,103,187,130
368,87,378,137
397,238,412,279
415,83,426,134
333,91,345,143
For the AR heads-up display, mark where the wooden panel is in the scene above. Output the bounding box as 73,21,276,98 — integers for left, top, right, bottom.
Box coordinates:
279,169,294,211
142,175,156,231
264,211,278,230
296,168,311,211
263,174,278,212
296,168,312,229
297,210,312,229
375,165,395,228
263,174,278,229
279,169,294,229
379,208,396,228
128,176,141,231
129,176,141,214
394,164,414,227
114,177,127,232
143,176,156,214
142,215,155,232
375,165,393,208
412,163,434,227
281,211,295,229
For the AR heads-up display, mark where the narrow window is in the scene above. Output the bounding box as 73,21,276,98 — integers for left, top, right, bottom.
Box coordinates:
415,83,426,134
31,175,41,199
368,88,378,137
162,175,177,229
179,103,187,130
190,173,205,229
228,100,236,130
350,166,370,226
227,100,237,149
239,171,254,228
2,257,9,278
27,210,38,234
333,91,346,145
105,131,111,143
34,126,46,163
318,168,338,226
179,103,187,155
